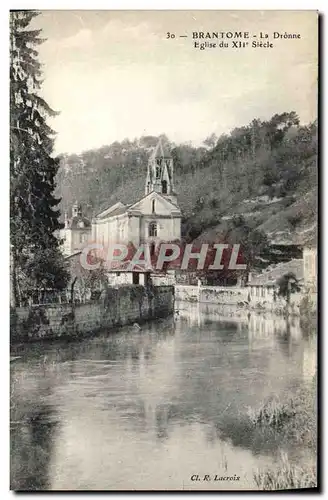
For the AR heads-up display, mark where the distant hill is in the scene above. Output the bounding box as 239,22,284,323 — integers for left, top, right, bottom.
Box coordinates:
55,112,317,249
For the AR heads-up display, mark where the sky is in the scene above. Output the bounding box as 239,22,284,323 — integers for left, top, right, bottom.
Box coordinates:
32,10,318,154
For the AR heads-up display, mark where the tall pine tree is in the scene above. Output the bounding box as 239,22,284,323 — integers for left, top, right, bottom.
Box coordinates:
10,10,69,306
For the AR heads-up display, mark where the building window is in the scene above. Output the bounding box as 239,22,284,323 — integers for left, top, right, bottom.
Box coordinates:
149,222,157,237
132,272,140,285
162,180,167,194
152,200,155,213
156,166,160,178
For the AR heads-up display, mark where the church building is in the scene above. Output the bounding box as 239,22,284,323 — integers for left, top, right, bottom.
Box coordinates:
91,139,181,252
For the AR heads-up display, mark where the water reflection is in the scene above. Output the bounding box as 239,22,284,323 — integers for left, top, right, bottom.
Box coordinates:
10,304,316,490
11,372,58,490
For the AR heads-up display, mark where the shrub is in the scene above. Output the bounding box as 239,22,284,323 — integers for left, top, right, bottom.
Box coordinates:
247,397,296,429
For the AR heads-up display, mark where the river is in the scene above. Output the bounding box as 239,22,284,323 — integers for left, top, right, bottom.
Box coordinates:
10,302,317,491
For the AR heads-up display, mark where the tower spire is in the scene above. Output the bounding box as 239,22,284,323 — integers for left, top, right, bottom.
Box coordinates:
145,139,174,196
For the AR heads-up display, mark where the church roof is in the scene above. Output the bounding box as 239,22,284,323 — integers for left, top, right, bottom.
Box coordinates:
96,202,127,219
149,138,172,161
106,206,127,217
128,190,181,213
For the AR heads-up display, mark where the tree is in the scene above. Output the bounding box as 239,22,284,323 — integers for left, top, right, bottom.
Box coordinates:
277,272,301,305
203,133,218,149
74,260,108,302
227,216,269,280
10,11,69,305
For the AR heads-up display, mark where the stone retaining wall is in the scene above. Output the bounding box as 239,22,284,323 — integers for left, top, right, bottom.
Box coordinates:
10,285,174,342
175,285,316,316
175,285,249,305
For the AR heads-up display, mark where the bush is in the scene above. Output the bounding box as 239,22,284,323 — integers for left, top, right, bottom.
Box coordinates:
248,385,317,450
247,397,296,429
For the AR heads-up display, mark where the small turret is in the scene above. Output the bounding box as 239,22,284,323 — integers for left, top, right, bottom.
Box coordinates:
64,211,69,228
72,201,82,218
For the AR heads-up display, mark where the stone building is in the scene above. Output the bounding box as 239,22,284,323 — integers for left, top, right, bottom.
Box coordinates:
247,258,304,308
60,201,92,256
303,246,317,293
91,139,181,252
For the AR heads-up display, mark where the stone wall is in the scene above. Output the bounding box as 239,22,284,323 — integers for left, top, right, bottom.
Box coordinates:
10,285,174,343
175,285,248,305
175,284,315,316
175,285,199,302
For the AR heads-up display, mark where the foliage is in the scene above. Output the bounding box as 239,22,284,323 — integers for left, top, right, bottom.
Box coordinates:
248,384,317,450
277,272,301,304
10,11,69,304
247,397,296,429
71,257,108,301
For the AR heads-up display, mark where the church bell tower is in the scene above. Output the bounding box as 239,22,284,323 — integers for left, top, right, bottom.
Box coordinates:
145,139,175,199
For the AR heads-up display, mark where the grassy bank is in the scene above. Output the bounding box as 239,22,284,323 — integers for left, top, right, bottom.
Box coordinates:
248,381,317,490
254,453,316,490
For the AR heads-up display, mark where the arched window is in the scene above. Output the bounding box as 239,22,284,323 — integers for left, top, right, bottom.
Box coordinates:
79,233,87,244
152,199,155,213
162,180,167,194
156,166,160,178
149,222,157,237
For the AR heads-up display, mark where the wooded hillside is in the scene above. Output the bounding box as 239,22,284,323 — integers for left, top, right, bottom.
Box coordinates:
56,112,317,247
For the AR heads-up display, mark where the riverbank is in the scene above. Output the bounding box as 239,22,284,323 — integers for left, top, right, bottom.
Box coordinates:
175,284,317,318
10,285,174,343
249,380,317,490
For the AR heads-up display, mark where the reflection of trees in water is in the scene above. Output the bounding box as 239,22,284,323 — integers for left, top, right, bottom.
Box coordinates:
151,396,282,455
11,317,176,367
300,314,317,338
11,402,58,491
275,328,291,356
211,413,283,456
155,402,184,441
10,363,61,491
149,394,297,461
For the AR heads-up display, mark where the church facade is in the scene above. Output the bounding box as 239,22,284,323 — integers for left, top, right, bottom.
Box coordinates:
91,139,181,251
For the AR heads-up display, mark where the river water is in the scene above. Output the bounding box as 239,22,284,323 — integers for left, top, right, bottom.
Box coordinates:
10,302,317,491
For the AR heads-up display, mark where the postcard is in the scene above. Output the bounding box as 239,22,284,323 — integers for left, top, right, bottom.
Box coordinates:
10,10,318,491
